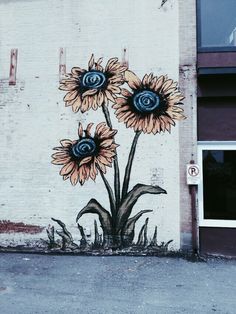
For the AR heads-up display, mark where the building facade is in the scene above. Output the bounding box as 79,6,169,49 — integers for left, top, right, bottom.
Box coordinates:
0,0,235,257
196,0,236,257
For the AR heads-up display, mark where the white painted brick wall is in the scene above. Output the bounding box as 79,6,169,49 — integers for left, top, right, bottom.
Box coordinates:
0,0,181,250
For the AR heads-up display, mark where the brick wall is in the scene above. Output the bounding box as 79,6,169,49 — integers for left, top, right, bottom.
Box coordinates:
0,0,182,250
179,0,198,250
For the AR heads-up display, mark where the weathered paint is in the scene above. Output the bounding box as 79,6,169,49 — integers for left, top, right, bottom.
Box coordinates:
59,48,67,82
9,49,18,86
0,220,44,234
121,48,129,68
0,0,182,251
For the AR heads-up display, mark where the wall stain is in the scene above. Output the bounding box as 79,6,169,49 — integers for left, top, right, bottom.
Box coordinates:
0,220,44,234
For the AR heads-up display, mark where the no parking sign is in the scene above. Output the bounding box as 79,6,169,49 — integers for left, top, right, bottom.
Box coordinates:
186,164,201,185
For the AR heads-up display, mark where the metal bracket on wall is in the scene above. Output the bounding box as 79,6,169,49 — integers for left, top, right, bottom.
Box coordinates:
59,47,67,82
9,49,18,86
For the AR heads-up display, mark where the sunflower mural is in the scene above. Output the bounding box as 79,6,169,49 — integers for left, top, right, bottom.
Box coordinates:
48,55,185,252
59,55,126,113
52,122,118,186
114,71,185,134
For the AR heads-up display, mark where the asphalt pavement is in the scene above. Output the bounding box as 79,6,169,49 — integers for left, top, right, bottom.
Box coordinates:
0,253,236,314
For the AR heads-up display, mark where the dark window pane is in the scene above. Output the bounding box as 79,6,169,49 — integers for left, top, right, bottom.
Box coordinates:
199,0,236,49
203,150,236,220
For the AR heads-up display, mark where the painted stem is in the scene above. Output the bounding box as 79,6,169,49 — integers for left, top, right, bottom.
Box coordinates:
102,104,113,128
99,169,116,218
102,104,121,211
121,131,141,200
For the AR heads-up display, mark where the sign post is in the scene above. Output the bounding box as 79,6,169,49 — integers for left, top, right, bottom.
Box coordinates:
187,162,200,255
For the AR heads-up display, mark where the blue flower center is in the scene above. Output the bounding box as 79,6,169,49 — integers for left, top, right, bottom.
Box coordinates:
133,90,160,113
72,138,96,158
81,71,106,89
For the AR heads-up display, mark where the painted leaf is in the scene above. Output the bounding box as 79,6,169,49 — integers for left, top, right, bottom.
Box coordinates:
122,210,153,245
116,184,167,232
51,217,77,249
76,198,113,236
136,217,149,247
150,226,158,246
51,217,73,240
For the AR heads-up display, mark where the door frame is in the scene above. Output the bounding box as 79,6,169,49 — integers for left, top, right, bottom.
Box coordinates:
198,141,236,228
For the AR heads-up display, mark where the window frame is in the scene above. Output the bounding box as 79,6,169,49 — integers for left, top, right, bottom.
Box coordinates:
198,141,236,227
197,0,236,52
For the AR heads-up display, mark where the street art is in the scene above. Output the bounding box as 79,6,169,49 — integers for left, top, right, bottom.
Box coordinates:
48,55,185,253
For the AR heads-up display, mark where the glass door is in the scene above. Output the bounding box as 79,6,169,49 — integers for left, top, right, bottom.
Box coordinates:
198,142,236,227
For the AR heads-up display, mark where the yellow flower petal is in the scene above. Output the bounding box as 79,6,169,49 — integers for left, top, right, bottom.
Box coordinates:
79,156,93,166
107,85,121,94
82,89,98,98
60,161,75,176
63,90,78,102
100,139,113,148
51,157,70,165
105,57,119,72
70,166,79,185
161,79,174,93
60,139,72,147
105,90,116,103
154,75,165,91
85,123,94,136
71,67,86,76
124,70,142,90
121,88,132,97
72,97,82,112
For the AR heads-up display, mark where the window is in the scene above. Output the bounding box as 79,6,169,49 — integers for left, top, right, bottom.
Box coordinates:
198,0,236,51
203,150,236,220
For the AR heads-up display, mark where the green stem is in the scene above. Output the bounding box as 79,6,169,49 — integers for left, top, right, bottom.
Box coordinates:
121,131,141,200
102,104,113,128
99,169,116,218
102,105,121,211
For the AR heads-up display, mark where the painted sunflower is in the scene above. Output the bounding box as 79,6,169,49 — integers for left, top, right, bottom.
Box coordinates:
113,70,185,134
59,55,127,113
51,122,118,185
